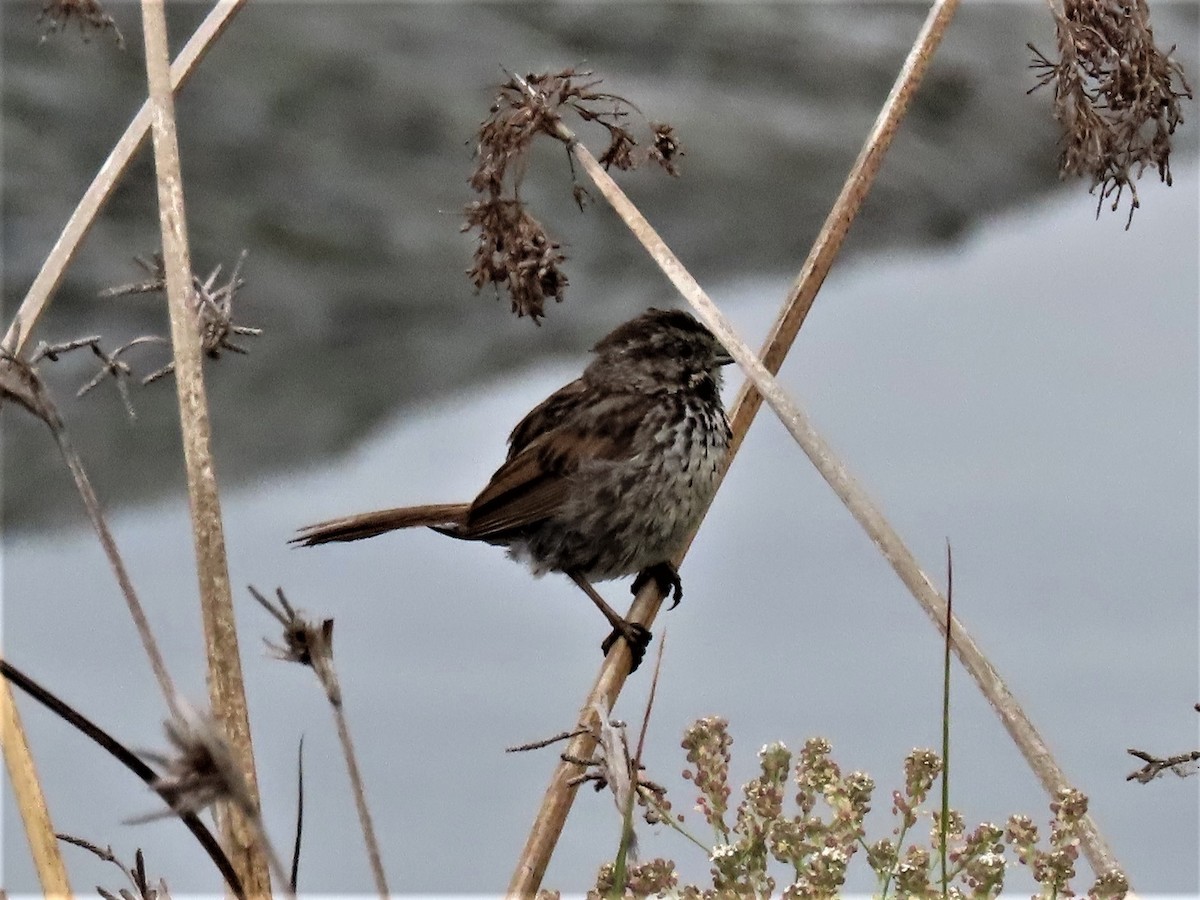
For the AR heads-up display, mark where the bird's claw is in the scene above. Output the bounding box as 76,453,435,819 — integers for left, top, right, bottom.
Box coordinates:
601,622,652,673
632,562,683,609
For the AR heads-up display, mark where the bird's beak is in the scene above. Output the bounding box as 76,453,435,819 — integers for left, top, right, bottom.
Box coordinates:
716,348,735,366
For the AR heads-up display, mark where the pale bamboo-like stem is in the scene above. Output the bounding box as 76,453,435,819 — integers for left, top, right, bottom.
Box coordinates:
2,0,246,356
510,0,1126,892
240,809,296,900
138,1,268,895
726,0,958,448
0,677,72,898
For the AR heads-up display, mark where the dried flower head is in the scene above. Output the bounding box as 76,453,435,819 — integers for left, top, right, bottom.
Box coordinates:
57,836,170,900
589,856,678,898
30,334,163,419
463,198,567,321
466,69,683,320
131,700,253,824
549,721,1122,897
903,747,943,804
1090,867,1130,898
0,341,63,430
101,251,261,384
956,823,1006,894
1029,0,1193,226
249,585,340,706
37,0,124,48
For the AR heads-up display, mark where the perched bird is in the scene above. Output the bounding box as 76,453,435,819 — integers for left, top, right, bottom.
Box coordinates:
293,307,733,670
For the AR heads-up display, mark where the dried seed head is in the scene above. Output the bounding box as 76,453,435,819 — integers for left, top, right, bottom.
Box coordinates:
100,251,261,385
0,346,63,430
1029,0,1193,226
598,126,637,172
465,69,682,320
131,700,253,824
463,198,568,321
37,0,124,48
249,586,340,706
648,123,683,177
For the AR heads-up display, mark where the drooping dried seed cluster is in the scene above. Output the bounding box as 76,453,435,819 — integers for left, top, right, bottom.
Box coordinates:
1029,0,1193,226
465,69,683,321
37,0,124,48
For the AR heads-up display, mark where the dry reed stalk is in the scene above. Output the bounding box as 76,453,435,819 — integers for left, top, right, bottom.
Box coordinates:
137,0,268,894
511,0,1128,892
249,583,391,896
3,0,246,356
0,678,72,898
52,424,179,705
331,704,389,897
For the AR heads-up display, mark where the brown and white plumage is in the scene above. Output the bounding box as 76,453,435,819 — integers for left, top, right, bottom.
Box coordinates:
292,308,733,668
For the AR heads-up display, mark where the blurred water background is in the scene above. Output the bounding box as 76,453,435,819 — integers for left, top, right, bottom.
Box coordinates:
5,2,1193,526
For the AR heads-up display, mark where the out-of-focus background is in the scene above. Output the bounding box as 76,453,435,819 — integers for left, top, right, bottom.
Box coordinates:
3,2,1197,896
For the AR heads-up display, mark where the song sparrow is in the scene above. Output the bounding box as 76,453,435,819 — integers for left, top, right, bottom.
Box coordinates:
293,307,733,671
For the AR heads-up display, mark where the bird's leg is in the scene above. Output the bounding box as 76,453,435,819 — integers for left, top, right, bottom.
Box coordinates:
632,561,683,609
567,571,651,673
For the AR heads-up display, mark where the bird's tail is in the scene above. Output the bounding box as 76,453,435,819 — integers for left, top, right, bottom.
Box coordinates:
291,503,470,546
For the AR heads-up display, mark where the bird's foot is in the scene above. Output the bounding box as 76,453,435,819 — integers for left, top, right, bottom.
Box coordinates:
600,621,652,673
632,561,683,609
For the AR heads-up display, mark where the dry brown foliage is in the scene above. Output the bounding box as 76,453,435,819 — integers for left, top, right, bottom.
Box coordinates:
465,69,682,320
37,0,124,47
1030,0,1193,226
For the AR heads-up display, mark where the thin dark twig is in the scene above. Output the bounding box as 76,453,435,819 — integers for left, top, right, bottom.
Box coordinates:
1,660,243,898
31,334,167,419
1126,747,1200,783
290,737,304,892
633,631,666,766
940,540,953,896
506,728,592,753
57,834,161,900
57,833,121,867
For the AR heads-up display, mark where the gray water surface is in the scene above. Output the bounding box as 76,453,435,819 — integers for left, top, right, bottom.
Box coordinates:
6,2,1196,528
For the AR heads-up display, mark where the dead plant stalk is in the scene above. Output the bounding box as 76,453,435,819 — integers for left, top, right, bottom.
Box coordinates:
137,0,268,894
0,675,72,898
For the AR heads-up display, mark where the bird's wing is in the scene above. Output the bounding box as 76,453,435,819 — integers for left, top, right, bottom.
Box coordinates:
506,377,589,457
460,386,642,540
